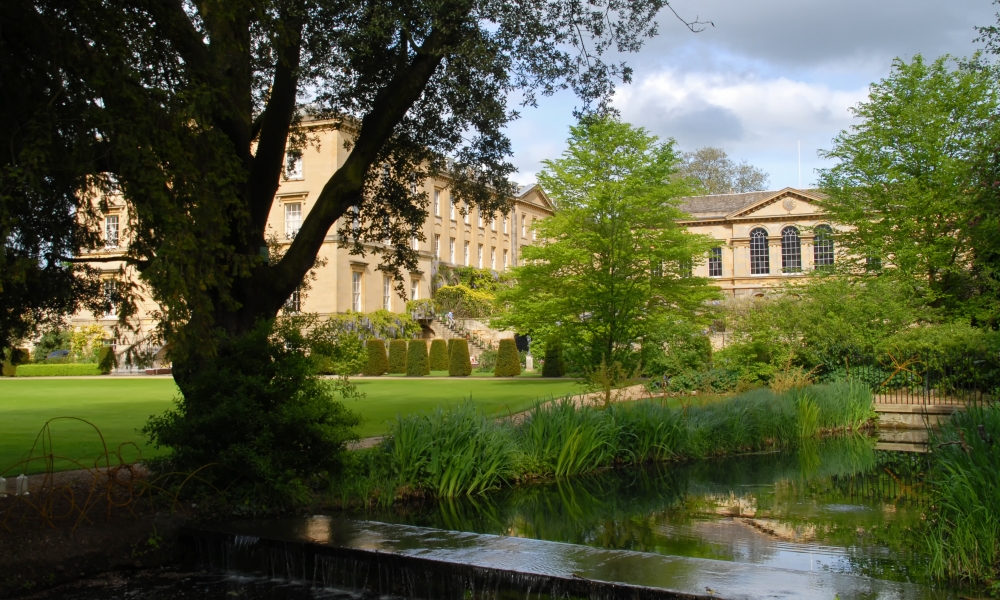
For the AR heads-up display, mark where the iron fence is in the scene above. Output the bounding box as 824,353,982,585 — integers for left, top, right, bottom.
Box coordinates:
834,352,1000,407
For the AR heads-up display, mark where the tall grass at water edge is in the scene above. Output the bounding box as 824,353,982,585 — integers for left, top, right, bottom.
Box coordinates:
925,404,1000,592
349,381,874,503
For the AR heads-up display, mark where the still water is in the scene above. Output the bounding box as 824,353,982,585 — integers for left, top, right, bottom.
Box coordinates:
362,435,936,587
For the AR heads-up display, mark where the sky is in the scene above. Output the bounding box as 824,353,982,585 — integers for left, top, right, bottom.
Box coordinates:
504,0,998,190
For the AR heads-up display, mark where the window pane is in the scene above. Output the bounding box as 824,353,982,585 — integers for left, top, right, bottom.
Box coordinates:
285,203,302,238
352,272,362,312
105,215,120,248
750,228,769,275
709,247,722,277
814,225,835,267
383,276,392,311
781,227,801,273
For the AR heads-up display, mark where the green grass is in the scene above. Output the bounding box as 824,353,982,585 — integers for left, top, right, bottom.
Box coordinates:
13,363,103,377
0,377,584,474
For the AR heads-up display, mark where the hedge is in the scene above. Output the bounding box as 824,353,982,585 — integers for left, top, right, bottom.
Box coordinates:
449,339,472,377
388,340,408,374
542,338,566,377
14,363,103,377
406,340,430,376
429,339,450,371
363,340,389,376
493,339,522,377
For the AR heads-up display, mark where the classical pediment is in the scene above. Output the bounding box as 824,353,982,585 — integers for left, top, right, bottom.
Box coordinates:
517,184,555,213
726,188,826,219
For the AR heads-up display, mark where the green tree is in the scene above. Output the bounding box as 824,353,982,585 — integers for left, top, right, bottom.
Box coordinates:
388,339,408,374
493,338,521,377
448,338,472,376
541,337,566,377
677,147,770,194
1,0,700,381
406,339,430,376
429,339,450,370
496,118,719,370
362,339,388,376
817,55,999,322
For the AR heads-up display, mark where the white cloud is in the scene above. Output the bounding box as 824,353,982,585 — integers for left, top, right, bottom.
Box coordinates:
611,70,870,188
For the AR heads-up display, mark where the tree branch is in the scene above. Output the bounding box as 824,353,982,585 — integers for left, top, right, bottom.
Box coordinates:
144,0,253,167
246,7,305,235
268,28,452,303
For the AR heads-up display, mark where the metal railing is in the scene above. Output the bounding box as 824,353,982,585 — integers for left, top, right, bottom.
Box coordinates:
839,352,1000,407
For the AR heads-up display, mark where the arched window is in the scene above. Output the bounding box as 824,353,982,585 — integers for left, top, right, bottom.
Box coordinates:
814,225,834,268
781,227,801,273
750,228,769,275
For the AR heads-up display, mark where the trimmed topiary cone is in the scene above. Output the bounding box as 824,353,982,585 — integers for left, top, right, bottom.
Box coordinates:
447,338,456,359
542,338,566,377
429,339,450,371
388,339,408,374
363,339,389,375
406,339,430,376
448,339,472,377
493,338,522,377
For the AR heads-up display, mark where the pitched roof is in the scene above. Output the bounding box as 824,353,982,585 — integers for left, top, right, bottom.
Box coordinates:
678,188,826,220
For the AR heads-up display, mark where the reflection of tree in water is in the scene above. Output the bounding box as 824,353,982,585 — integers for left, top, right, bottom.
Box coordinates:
365,436,937,585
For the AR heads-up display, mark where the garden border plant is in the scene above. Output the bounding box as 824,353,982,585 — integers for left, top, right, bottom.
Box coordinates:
345,380,876,504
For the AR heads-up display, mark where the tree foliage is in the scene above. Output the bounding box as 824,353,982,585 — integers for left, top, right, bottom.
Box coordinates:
388,339,408,373
142,320,361,510
363,339,388,376
677,147,770,195
493,338,522,377
496,118,719,370
448,338,472,376
406,339,430,376
429,339,450,370
817,55,1000,323
2,0,699,375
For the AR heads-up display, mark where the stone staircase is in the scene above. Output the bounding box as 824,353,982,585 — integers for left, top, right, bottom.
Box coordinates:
432,318,499,357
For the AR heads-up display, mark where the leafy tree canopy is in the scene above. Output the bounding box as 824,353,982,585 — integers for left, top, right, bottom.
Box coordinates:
1,0,702,377
495,117,719,370
817,55,1000,324
677,146,770,195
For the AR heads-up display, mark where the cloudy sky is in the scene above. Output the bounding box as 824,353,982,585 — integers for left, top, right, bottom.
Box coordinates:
504,0,998,190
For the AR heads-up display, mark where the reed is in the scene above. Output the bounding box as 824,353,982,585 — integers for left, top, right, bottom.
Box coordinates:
924,404,1000,589
353,382,875,499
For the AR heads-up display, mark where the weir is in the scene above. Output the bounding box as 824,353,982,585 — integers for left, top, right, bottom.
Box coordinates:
182,517,953,599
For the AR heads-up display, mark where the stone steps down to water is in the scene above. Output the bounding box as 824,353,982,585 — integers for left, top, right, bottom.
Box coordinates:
181,517,952,600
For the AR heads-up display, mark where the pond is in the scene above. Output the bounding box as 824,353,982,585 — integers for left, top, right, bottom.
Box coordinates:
360,435,942,590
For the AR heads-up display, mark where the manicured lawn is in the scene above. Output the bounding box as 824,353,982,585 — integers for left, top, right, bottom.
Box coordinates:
0,376,584,474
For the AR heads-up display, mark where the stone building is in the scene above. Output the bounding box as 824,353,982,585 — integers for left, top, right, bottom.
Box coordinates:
678,187,840,298
71,117,555,344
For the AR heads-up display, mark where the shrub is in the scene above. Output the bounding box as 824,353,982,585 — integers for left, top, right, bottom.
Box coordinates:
541,338,566,377
142,320,361,512
98,346,117,374
476,349,497,372
406,339,430,376
449,339,472,376
1,355,14,377
362,340,388,376
447,338,456,358
926,404,1000,588
388,340,408,373
493,339,521,377
429,339,450,370
13,363,103,377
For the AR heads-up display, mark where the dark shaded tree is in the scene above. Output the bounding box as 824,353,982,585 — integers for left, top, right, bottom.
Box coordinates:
2,0,706,391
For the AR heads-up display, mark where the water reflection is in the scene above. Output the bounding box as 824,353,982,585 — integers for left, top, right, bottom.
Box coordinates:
365,435,935,585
